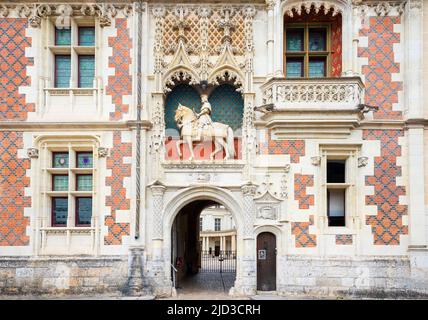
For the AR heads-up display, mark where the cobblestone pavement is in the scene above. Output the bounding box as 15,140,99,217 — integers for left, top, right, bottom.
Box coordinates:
164,272,240,300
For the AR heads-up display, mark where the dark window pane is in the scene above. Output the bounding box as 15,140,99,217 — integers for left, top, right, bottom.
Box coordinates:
55,28,71,46
52,152,69,168
286,28,304,52
53,175,68,191
78,55,95,88
76,197,92,226
55,55,71,88
286,58,304,78
327,160,346,183
77,152,93,168
327,189,346,227
309,28,327,51
309,58,326,78
52,197,68,226
215,218,221,231
77,175,93,191
78,27,95,46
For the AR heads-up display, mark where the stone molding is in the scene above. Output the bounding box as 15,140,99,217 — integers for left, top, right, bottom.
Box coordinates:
0,3,138,27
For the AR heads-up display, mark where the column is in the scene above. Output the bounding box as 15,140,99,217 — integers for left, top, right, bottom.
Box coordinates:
235,182,257,295
202,237,206,253
266,0,275,78
405,0,426,249
149,181,166,260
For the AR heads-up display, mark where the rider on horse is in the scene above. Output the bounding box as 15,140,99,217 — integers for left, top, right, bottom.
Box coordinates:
196,94,213,141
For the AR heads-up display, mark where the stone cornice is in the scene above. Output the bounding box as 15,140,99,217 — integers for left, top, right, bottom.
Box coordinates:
0,120,153,130
0,2,141,27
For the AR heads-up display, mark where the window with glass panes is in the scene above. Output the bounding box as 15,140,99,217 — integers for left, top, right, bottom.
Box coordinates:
326,159,347,227
215,218,221,231
284,24,330,78
52,23,96,88
50,150,94,227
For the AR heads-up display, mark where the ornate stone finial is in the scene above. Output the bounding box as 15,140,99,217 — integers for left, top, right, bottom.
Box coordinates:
311,156,321,166
173,6,190,43
358,156,368,168
280,164,291,199
218,6,236,45
98,147,109,158
27,148,39,159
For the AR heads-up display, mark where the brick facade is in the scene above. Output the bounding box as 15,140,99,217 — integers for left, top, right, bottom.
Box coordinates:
107,18,132,121
359,16,402,120
105,131,132,245
292,215,317,248
0,132,31,246
294,174,314,210
363,129,407,245
259,131,305,163
336,234,353,245
0,19,34,121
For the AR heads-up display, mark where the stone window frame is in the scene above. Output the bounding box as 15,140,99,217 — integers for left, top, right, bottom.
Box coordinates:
43,16,101,93
318,144,361,234
35,136,101,255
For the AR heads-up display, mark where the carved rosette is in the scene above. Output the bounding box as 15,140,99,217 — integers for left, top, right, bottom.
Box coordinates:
150,182,166,240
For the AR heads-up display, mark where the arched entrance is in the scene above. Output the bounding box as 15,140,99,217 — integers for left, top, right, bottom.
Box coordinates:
256,232,277,291
171,200,237,294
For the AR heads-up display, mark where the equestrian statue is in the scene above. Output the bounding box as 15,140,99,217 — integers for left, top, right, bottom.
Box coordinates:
174,95,235,161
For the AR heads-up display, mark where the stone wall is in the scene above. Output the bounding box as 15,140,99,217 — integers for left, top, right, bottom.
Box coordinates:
277,256,428,298
0,257,129,296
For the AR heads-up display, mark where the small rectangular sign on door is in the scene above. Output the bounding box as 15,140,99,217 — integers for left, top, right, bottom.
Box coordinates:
258,249,267,260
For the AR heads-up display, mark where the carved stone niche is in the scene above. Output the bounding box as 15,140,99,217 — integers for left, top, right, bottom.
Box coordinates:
254,189,282,221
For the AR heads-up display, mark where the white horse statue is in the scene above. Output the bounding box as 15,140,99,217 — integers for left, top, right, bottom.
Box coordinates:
174,104,235,161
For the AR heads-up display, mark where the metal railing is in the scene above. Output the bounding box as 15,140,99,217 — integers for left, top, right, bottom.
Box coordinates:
200,250,236,273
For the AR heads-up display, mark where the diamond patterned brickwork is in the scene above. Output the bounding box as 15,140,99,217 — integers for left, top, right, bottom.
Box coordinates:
163,11,180,52
284,9,342,77
208,10,223,55
359,16,402,120
363,129,407,245
231,13,245,55
292,215,317,248
107,18,132,121
105,131,131,245
0,18,34,121
336,234,353,245
294,174,314,210
259,131,305,163
0,132,31,246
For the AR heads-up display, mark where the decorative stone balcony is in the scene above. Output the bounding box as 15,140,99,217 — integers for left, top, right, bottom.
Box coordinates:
256,77,367,139
260,77,364,110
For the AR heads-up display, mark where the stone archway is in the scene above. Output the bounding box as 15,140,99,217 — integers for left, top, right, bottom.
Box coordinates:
163,186,246,295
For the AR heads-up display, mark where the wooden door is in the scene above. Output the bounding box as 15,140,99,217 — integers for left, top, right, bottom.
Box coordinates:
257,232,276,291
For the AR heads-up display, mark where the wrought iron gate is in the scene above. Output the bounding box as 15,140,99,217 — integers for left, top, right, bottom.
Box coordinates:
200,250,236,273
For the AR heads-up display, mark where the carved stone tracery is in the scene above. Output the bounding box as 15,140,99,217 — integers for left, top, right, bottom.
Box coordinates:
3,3,138,28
